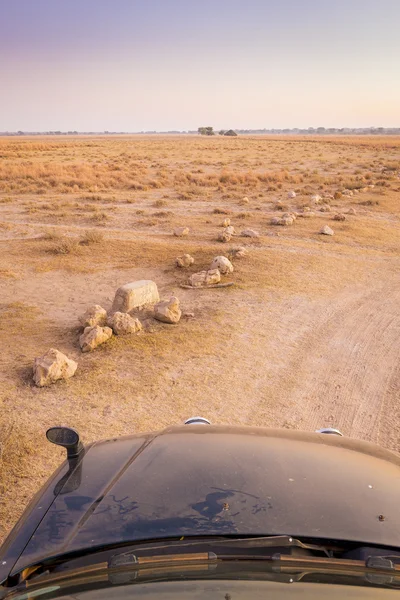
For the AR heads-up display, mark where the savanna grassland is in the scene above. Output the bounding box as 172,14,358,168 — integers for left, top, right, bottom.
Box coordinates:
0,134,399,542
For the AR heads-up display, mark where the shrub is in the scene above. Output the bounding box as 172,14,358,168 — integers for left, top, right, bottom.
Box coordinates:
80,230,104,245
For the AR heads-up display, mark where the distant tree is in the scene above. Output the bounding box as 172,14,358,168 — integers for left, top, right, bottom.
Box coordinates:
198,126,215,136
224,129,238,137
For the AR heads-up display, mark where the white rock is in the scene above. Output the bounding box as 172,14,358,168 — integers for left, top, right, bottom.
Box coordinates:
107,312,142,335
241,197,249,204
279,216,294,226
333,213,346,222
154,296,182,324
218,231,232,243
79,325,113,352
320,225,334,236
225,225,235,235
111,280,160,313
176,254,194,268
241,229,260,237
78,305,107,328
221,218,231,227
174,226,190,237
311,194,322,204
230,246,249,258
33,348,77,387
287,190,296,199
210,256,234,274
270,216,281,225
189,269,221,287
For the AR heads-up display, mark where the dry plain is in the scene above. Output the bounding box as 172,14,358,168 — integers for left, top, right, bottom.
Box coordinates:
0,134,399,542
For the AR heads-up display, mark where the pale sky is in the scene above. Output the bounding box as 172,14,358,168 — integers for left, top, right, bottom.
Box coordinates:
0,0,399,131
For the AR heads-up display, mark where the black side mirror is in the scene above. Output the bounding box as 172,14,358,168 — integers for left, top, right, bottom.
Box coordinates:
46,426,83,459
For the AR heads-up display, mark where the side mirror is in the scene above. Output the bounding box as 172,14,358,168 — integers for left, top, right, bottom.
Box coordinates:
46,426,83,459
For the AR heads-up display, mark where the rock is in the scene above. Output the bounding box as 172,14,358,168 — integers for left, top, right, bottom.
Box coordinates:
210,256,234,274
333,213,346,221
189,269,221,287
303,206,311,212
319,205,331,212
240,197,249,204
270,216,281,225
282,212,296,220
154,296,182,324
279,216,294,226
225,225,235,235
241,229,260,238
221,218,231,227
183,312,195,318
300,211,315,218
174,226,190,237
287,190,296,199
368,184,375,189
78,304,107,328
320,225,334,236
218,231,232,243
230,246,248,258
33,348,77,387
79,325,113,352
347,207,357,215
311,194,322,204
343,189,353,196
334,191,342,199
176,254,194,268
360,187,369,193
111,280,160,313
107,312,142,335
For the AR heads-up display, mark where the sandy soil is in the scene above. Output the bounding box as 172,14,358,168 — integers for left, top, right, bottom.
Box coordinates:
0,135,399,542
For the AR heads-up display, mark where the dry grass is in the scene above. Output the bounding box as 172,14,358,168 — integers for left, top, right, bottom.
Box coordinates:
0,134,399,544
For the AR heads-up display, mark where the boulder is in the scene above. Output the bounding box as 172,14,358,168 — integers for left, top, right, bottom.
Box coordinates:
241,229,260,237
221,218,231,227
174,226,190,237
287,190,296,199
270,216,281,225
111,280,159,313
320,225,334,236
107,312,142,335
210,256,234,274
33,348,77,387
225,225,235,235
189,269,221,287
79,325,113,352
333,213,346,221
230,246,248,259
218,231,232,243
176,254,194,268
154,296,182,324
279,216,294,226
78,304,107,328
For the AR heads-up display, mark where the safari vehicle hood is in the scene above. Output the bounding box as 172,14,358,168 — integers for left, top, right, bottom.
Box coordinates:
1,425,399,583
